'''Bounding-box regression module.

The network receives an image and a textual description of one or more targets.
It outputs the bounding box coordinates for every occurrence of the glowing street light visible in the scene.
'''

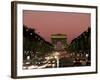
[54,52,60,68]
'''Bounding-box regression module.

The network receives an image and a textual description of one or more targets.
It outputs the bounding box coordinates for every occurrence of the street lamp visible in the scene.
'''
[54,52,60,68]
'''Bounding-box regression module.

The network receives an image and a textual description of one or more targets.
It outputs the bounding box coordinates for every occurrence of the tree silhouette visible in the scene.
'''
[68,27,91,59]
[23,25,54,60]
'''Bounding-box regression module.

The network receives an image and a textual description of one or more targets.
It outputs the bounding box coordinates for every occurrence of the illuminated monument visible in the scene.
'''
[51,34,67,51]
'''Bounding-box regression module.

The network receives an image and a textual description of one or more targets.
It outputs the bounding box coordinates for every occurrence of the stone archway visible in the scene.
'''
[51,34,67,51]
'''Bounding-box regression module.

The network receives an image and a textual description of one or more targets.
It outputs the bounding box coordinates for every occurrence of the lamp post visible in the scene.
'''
[54,52,60,68]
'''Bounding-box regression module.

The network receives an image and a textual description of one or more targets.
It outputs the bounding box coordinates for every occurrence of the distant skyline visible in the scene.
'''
[23,10,90,44]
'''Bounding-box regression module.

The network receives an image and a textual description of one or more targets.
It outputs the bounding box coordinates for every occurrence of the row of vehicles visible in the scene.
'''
[23,52,90,69]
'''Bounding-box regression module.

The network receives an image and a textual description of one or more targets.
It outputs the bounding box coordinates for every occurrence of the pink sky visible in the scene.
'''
[23,10,90,44]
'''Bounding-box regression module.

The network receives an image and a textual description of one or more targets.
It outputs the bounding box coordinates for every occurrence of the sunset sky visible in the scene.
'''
[23,10,90,44]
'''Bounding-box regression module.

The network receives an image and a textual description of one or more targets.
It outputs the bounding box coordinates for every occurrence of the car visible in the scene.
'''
[73,57,82,66]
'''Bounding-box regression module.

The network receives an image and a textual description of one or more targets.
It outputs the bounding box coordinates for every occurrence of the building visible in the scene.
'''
[51,34,67,51]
